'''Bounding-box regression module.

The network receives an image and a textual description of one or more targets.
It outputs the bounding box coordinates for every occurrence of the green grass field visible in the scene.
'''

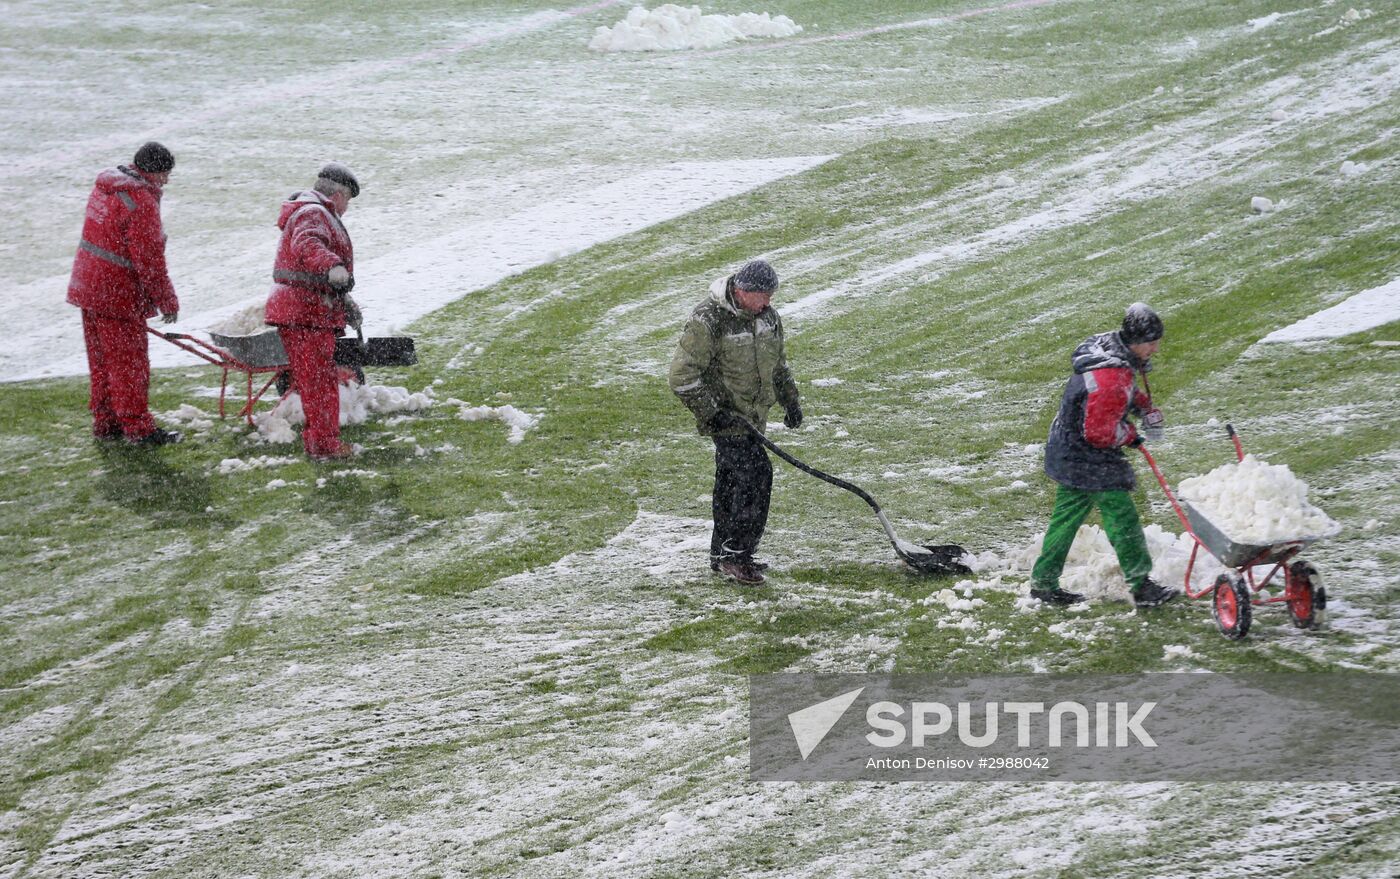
[2,1,1398,876]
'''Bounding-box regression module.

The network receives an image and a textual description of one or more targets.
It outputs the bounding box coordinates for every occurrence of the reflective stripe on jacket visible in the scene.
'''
[66,166,179,321]
[264,190,353,330]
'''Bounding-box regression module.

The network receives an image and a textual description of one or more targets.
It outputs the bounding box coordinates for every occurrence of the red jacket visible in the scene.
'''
[67,167,179,321]
[1044,331,1153,492]
[264,191,353,330]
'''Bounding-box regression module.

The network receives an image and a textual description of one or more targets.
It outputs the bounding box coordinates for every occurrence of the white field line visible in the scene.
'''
[1259,276,1400,342]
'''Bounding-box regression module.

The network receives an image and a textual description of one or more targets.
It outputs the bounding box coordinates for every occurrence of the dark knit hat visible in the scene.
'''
[733,259,779,292]
[317,162,360,198]
[133,141,175,174]
[1121,302,1164,345]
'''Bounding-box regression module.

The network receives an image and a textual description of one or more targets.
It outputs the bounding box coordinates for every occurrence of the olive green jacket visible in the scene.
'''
[669,275,800,436]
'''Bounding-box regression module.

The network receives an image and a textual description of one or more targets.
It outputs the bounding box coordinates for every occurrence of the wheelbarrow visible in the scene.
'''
[1138,424,1335,640]
[149,325,418,426]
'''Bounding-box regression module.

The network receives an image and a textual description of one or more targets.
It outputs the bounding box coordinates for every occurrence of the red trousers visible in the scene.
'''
[81,310,155,438]
[277,326,340,456]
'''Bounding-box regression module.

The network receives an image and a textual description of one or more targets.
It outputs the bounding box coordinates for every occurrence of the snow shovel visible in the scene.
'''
[740,421,971,575]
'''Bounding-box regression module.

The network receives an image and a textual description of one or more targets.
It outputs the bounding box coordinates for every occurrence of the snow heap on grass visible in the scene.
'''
[995,523,1226,603]
[162,403,214,431]
[256,383,434,444]
[217,455,299,475]
[589,5,802,52]
[447,398,541,444]
[1176,453,1341,544]
[208,303,268,336]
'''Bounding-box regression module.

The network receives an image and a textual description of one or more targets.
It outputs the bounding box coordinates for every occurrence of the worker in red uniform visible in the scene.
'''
[67,141,183,445]
[264,163,363,461]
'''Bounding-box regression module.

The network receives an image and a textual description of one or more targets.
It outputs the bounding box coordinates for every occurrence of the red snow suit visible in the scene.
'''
[67,166,179,438]
[264,190,353,330]
[264,191,354,457]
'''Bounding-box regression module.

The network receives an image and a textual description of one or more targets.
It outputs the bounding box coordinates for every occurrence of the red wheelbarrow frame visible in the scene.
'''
[147,327,287,427]
[1137,424,1322,637]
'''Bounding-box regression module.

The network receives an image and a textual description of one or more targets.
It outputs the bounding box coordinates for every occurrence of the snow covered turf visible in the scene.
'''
[3,1,1399,876]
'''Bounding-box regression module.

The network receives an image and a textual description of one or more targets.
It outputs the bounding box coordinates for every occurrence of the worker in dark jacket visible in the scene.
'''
[669,260,802,585]
[66,142,182,445]
[264,163,363,461]
[1031,303,1179,609]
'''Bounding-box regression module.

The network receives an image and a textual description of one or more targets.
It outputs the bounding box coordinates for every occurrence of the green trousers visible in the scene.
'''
[1031,484,1153,592]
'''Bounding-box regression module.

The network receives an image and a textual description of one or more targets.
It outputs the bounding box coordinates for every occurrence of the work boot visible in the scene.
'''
[309,441,355,462]
[715,559,765,585]
[128,427,182,446]
[1133,578,1181,609]
[711,557,769,572]
[1030,585,1085,605]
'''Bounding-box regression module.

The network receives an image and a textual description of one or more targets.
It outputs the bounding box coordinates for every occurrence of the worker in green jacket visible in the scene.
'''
[669,260,802,585]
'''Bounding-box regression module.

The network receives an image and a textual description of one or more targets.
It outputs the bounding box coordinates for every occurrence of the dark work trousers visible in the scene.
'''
[711,433,774,563]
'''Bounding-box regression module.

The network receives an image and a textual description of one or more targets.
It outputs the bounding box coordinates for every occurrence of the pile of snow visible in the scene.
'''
[1340,159,1369,176]
[256,382,434,444]
[589,5,802,52]
[1177,454,1341,544]
[450,399,541,444]
[1250,196,1274,213]
[999,523,1226,602]
[1340,7,1375,26]
[208,303,268,336]
[163,404,214,431]
[922,588,986,613]
[217,455,299,475]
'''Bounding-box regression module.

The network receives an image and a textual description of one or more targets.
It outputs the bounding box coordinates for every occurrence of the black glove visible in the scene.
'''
[784,404,803,429]
[1127,434,1146,448]
[1141,407,1165,442]
[706,411,744,432]
[344,297,363,331]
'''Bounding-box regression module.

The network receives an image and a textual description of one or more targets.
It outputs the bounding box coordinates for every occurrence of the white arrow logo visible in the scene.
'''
[787,687,865,760]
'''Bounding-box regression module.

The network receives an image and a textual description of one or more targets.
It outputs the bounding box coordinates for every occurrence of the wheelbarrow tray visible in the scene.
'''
[209,329,287,367]
[1179,499,1328,567]
[210,330,417,370]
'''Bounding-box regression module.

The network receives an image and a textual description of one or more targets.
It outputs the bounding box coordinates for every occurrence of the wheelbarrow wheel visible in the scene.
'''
[1286,561,1322,629]
[275,371,293,397]
[1212,573,1251,640]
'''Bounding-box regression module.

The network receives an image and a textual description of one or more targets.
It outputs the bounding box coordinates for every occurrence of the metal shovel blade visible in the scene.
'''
[894,540,972,575]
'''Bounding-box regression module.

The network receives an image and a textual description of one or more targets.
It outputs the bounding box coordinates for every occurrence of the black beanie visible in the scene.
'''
[733,259,779,292]
[133,141,175,174]
[317,162,360,198]
[1121,302,1164,345]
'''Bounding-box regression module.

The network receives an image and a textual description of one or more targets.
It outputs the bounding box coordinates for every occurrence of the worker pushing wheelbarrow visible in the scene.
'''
[1138,424,1336,640]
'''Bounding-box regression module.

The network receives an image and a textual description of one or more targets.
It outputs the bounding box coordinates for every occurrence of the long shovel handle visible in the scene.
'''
[740,420,883,515]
